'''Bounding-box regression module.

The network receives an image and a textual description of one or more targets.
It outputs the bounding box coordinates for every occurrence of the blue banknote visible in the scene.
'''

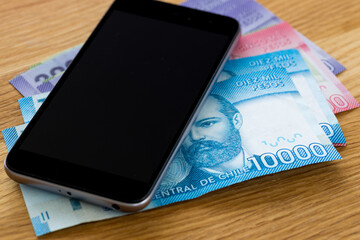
[220,49,346,146]
[3,68,341,236]
[9,45,80,97]
[181,0,346,75]
[2,124,28,151]
[18,92,50,123]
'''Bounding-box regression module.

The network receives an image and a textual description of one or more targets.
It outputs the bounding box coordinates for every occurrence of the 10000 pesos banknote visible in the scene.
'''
[3,68,341,236]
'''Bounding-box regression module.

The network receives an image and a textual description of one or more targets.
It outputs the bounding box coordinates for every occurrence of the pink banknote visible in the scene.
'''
[231,22,360,114]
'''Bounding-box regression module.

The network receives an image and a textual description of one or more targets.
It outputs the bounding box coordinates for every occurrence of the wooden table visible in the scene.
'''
[1,0,359,239]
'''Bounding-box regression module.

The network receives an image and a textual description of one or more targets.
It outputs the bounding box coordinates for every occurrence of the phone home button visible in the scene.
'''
[112,204,120,210]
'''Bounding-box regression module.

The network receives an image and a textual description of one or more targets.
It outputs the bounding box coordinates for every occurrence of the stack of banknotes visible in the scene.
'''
[2,0,359,236]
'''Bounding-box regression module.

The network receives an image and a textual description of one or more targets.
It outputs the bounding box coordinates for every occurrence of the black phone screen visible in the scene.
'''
[19,8,232,185]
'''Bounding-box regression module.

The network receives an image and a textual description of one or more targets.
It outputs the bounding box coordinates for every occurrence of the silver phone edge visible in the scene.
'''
[4,29,241,213]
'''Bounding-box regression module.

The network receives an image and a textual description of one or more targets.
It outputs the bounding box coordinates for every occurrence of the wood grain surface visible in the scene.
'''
[0,0,360,239]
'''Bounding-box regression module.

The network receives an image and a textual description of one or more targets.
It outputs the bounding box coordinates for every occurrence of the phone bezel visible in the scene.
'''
[5,0,240,209]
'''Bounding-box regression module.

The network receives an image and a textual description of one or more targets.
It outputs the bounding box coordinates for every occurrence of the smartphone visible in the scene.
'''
[5,0,240,212]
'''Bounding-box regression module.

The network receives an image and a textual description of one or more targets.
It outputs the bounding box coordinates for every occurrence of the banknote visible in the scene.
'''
[220,49,346,146]
[2,124,28,151]
[3,68,341,236]
[230,22,360,114]
[14,70,63,97]
[18,92,50,123]
[36,73,63,94]
[181,0,346,75]
[9,45,81,97]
